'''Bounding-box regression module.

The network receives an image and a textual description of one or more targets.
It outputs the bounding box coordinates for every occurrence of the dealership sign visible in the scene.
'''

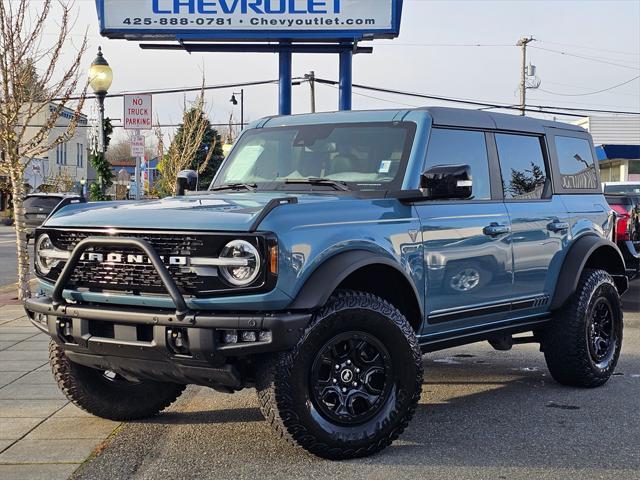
[96,0,402,41]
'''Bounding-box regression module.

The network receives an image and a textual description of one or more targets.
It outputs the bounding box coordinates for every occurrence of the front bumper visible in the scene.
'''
[25,295,311,388]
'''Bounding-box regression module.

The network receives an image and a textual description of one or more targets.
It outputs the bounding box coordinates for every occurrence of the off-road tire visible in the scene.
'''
[542,269,623,388]
[49,341,186,421]
[256,290,423,460]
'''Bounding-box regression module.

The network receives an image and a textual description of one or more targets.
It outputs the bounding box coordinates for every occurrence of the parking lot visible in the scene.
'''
[66,281,640,480]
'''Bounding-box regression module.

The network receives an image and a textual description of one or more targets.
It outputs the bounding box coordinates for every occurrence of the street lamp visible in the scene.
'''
[88,47,113,195]
[79,178,86,200]
[230,89,244,130]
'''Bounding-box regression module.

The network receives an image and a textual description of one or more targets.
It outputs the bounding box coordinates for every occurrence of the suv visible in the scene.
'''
[23,193,85,240]
[25,108,628,460]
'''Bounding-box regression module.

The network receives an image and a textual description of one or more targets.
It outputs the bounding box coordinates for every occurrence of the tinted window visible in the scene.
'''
[555,136,598,190]
[23,196,62,211]
[496,134,549,200]
[424,129,491,200]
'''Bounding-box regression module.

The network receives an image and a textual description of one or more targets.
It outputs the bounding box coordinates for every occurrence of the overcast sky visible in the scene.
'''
[45,0,640,142]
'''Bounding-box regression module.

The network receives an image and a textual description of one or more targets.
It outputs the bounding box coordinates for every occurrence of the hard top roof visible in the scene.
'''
[258,106,585,134]
[420,106,585,133]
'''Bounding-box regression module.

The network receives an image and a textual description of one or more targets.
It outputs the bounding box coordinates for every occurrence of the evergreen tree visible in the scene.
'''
[173,108,224,189]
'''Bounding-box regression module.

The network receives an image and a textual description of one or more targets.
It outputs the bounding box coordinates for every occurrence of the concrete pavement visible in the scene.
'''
[0,305,120,479]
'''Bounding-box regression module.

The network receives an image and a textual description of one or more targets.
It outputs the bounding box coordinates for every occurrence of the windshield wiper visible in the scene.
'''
[284,178,350,191]
[210,183,257,192]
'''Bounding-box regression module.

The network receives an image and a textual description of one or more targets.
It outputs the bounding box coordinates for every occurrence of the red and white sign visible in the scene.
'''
[124,94,152,130]
[130,136,145,157]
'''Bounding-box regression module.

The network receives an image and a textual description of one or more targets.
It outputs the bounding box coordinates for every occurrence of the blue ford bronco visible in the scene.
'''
[25,107,629,459]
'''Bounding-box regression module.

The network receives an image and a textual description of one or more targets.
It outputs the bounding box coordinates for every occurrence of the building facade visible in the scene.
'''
[574,116,640,182]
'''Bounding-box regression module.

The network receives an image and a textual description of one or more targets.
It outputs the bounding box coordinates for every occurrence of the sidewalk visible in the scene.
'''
[0,303,121,479]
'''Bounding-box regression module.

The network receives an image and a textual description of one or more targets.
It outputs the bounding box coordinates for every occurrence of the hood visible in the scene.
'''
[44,192,340,232]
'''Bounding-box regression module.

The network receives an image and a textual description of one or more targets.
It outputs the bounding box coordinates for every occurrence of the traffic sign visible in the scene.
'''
[124,94,153,130]
[130,136,145,157]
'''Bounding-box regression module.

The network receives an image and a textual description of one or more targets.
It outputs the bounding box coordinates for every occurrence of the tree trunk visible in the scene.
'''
[10,167,31,301]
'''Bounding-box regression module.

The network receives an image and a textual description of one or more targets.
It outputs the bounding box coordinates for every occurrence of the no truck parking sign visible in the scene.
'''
[123,94,153,131]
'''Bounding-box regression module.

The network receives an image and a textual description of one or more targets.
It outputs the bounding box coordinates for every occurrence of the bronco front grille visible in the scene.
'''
[39,229,275,297]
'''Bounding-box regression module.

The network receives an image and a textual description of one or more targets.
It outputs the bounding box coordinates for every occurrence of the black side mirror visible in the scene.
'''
[176,170,198,196]
[421,164,473,200]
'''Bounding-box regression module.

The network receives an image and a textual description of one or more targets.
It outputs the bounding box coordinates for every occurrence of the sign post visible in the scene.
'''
[123,93,152,200]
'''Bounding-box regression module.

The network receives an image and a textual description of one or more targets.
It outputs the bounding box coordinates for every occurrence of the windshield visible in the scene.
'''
[604,184,640,194]
[212,122,416,192]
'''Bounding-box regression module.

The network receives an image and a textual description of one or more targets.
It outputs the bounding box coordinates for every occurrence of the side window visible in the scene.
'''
[425,128,491,200]
[555,136,598,190]
[496,134,549,200]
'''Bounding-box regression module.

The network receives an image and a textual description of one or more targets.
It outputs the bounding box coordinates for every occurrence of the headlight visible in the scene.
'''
[35,234,59,275]
[218,240,261,286]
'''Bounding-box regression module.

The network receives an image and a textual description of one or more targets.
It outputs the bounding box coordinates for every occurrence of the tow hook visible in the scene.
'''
[167,328,191,356]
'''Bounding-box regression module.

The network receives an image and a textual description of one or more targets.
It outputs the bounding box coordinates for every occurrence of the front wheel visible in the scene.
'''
[542,269,623,388]
[50,341,186,421]
[256,290,423,460]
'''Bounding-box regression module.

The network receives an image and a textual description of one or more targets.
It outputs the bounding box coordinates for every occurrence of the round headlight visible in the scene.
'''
[35,234,58,275]
[219,240,261,287]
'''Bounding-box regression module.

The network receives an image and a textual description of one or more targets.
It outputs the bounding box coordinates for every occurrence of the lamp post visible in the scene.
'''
[230,89,244,131]
[88,47,113,196]
[79,178,86,200]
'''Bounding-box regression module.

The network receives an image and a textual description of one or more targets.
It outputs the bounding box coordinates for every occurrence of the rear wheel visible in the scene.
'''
[256,290,423,460]
[49,341,186,420]
[542,269,623,388]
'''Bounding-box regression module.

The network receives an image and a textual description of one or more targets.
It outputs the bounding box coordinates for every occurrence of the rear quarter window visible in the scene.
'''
[555,136,598,190]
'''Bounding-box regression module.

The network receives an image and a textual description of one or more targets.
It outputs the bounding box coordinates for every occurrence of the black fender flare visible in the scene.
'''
[289,250,423,317]
[550,234,628,310]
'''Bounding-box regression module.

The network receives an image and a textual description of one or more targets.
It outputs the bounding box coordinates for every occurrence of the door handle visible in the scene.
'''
[547,221,569,233]
[483,224,511,237]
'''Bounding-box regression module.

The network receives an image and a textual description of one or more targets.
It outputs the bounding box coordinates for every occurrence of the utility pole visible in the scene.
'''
[517,36,535,116]
[305,71,317,113]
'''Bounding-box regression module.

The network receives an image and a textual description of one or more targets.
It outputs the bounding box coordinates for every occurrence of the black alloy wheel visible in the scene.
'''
[587,297,617,367]
[310,332,393,426]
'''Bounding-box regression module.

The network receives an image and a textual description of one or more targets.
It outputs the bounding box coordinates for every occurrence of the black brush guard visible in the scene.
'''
[24,237,311,388]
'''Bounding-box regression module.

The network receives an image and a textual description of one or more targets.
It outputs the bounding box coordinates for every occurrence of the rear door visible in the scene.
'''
[494,132,570,308]
[416,128,514,333]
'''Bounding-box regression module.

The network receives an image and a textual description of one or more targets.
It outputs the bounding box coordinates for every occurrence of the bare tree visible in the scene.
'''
[155,89,216,196]
[0,0,88,300]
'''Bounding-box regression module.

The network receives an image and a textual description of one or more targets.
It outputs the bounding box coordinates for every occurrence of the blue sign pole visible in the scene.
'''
[339,46,353,111]
[279,42,292,116]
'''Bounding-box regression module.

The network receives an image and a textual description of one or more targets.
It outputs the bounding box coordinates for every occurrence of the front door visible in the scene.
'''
[416,128,514,334]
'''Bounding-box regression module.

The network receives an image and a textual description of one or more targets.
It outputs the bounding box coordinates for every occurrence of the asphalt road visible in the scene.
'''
[74,281,640,480]
[0,226,18,287]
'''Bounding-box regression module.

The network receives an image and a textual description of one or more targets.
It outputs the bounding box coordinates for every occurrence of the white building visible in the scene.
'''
[574,116,640,182]
[23,103,93,192]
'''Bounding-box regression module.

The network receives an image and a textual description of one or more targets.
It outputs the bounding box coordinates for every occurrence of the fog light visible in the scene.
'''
[223,330,238,344]
[241,331,257,342]
[258,330,272,343]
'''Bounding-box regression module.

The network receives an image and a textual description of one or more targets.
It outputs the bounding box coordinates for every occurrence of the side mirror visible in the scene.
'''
[421,164,473,200]
[176,170,198,196]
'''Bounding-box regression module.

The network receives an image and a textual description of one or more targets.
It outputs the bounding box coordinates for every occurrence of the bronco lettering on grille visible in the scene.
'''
[80,252,188,266]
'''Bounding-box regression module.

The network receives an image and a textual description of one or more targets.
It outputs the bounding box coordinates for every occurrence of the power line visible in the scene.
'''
[538,75,640,97]
[530,46,640,71]
[313,77,640,117]
[538,40,640,57]
[56,78,304,102]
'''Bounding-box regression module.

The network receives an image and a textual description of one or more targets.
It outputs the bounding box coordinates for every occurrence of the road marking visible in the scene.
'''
[0,240,16,244]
